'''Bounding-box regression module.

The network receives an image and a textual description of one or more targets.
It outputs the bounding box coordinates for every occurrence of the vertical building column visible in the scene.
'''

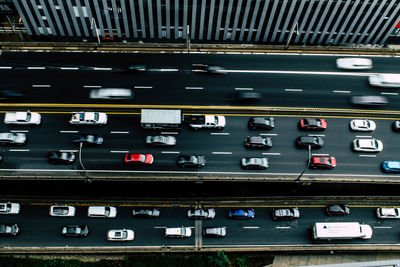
[262,0,279,42]
[246,0,261,42]
[83,0,97,37]
[255,0,270,42]
[129,0,138,38]
[222,0,233,40]
[271,0,288,42]
[93,0,105,36]
[48,0,65,36]
[341,0,369,44]
[174,0,179,39]
[373,2,400,45]
[230,0,242,41]
[295,0,315,43]
[365,0,395,44]
[333,0,361,45]
[198,0,206,40]
[191,0,197,39]
[317,0,343,44]
[301,0,324,44]
[310,0,333,44]
[166,0,171,39]
[147,0,155,38]
[156,0,162,38]
[206,0,215,40]
[120,0,130,38]
[75,0,89,37]
[138,0,147,38]
[278,0,296,43]
[214,0,225,40]
[111,0,122,37]
[66,0,82,36]
[29,0,49,35]
[38,0,57,35]
[183,0,188,39]
[325,0,350,44]
[350,0,381,45]
[101,0,113,37]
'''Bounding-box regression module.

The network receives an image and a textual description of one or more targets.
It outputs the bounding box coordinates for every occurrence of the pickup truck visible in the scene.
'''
[4,111,41,125]
[69,112,107,125]
[188,115,226,130]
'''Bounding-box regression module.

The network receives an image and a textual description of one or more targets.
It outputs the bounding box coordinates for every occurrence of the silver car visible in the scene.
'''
[350,95,388,107]
[336,58,372,70]
[203,227,226,237]
[89,88,133,99]
[0,133,26,145]
[369,74,400,88]
[145,135,176,147]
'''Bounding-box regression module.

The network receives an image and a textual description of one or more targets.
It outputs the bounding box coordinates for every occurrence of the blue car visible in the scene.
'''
[227,209,255,219]
[382,161,400,173]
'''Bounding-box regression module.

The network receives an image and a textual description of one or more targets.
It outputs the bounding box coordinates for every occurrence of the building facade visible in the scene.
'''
[4,0,400,45]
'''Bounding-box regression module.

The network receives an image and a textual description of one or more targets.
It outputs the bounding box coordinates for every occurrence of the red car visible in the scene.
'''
[309,156,336,169]
[124,153,154,165]
[299,118,327,131]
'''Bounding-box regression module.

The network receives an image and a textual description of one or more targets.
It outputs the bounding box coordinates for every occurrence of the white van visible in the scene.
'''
[89,88,133,99]
[164,227,192,238]
[88,206,117,218]
[368,74,400,88]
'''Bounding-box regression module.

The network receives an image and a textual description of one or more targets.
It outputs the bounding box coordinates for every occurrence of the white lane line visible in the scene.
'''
[10,130,29,133]
[61,67,79,70]
[235,87,253,91]
[110,131,130,134]
[333,90,351,93]
[154,226,166,229]
[60,130,78,133]
[312,153,330,156]
[374,226,392,229]
[28,67,45,70]
[260,133,278,136]
[275,226,291,229]
[32,84,51,87]
[309,134,325,137]
[381,92,398,95]
[156,68,179,72]
[110,150,129,153]
[83,85,102,88]
[243,226,260,229]
[212,152,232,155]
[161,151,180,154]
[93,67,112,71]
[262,152,281,156]
[285,88,303,92]
[59,150,78,153]
[0,67,12,69]
[359,154,377,157]
[211,132,230,135]
[9,149,29,152]
[226,70,377,77]
[185,86,204,90]
[134,86,153,89]
[356,135,372,138]
[161,132,179,135]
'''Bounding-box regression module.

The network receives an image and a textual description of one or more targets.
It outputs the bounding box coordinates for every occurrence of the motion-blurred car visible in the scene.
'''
[392,121,400,132]
[369,74,400,88]
[145,135,176,147]
[4,111,41,125]
[241,157,269,170]
[72,134,103,145]
[248,117,274,130]
[336,58,373,70]
[50,205,76,217]
[272,208,300,220]
[299,118,327,131]
[47,151,76,164]
[232,92,262,103]
[124,153,154,165]
[0,133,26,145]
[326,204,350,216]
[309,156,336,169]
[381,161,400,173]
[89,88,133,99]
[296,136,324,148]
[376,207,400,219]
[244,136,272,149]
[349,119,376,132]
[0,202,20,214]
[61,225,89,237]
[0,224,19,236]
[192,64,227,74]
[176,155,206,168]
[107,229,134,241]
[0,90,26,101]
[187,208,215,220]
[350,95,388,107]
[227,209,255,219]
[203,227,226,237]
[352,138,383,152]
[132,208,160,218]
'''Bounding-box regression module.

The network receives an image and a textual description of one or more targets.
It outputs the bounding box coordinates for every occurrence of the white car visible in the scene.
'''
[0,202,20,214]
[107,229,134,241]
[369,74,400,88]
[49,205,76,217]
[89,88,133,99]
[376,207,400,219]
[4,111,41,125]
[336,58,372,70]
[69,112,107,125]
[164,227,192,238]
[352,138,383,152]
[349,119,376,132]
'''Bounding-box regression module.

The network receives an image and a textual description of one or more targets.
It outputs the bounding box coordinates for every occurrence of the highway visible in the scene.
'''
[1,203,400,251]
[0,52,399,109]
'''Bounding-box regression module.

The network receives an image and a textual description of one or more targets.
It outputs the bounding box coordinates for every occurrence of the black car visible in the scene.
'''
[232,92,262,103]
[132,208,160,218]
[72,134,103,145]
[176,155,206,168]
[296,136,324,148]
[0,224,19,236]
[114,64,147,72]
[192,64,227,74]
[393,121,400,132]
[272,208,300,220]
[248,117,274,130]
[241,157,269,170]
[326,204,350,216]
[47,151,76,164]
[0,90,26,101]
[244,136,272,149]
[61,225,89,237]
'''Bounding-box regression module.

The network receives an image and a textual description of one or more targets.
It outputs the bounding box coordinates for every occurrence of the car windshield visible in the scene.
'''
[86,135,94,142]
[60,153,69,160]
[94,113,99,121]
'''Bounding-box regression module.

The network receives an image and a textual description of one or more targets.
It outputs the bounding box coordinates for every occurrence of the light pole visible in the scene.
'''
[186,25,190,53]
[91,18,101,45]
[285,21,299,49]
[79,142,91,183]
[296,145,311,182]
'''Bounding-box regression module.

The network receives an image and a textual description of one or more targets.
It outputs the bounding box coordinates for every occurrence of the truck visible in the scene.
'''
[188,115,226,130]
[140,109,182,130]
[312,222,373,240]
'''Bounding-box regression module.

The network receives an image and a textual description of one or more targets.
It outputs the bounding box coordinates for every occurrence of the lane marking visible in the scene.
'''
[333,90,351,93]
[9,149,29,152]
[308,134,325,137]
[134,86,153,89]
[211,132,230,135]
[356,135,372,138]
[10,130,29,133]
[285,88,303,92]
[262,152,281,155]
[58,150,78,152]
[235,87,253,91]
[225,69,379,77]
[374,226,392,229]
[28,67,45,70]
[381,92,398,95]
[359,154,377,157]
[212,152,232,155]
[110,150,129,153]
[185,86,204,90]
[243,226,260,229]
[154,226,166,229]
[61,67,79,70]
[110,131,130,134]
[156,68,179,72]
[0,67,12,69]
[60,130,78,133]
[32,84,51,87]
[83,85,102,88]
[312,153,330,156]
[93,67,112,71]
[161,151,180,154]
[260,133,278,136]
[275,226,291,229]
[161,132,179,135]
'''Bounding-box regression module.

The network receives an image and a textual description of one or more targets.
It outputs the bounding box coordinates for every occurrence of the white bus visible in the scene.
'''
[312,222,372,240]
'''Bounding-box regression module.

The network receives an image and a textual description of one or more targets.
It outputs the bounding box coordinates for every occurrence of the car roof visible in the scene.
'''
[357,139,376,148]
[387,161,400,169]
